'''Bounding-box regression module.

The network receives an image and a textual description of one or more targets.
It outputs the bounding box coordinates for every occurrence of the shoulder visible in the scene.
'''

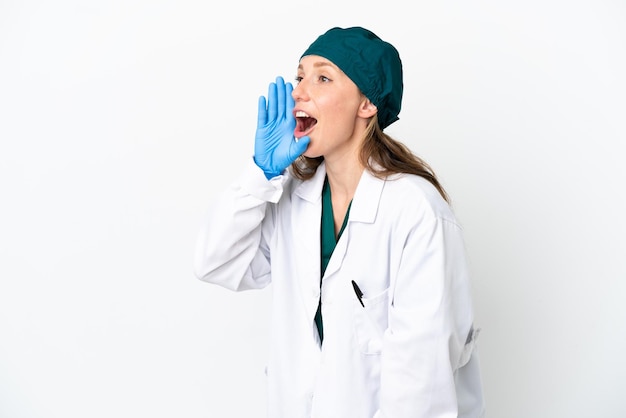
[381,173,458,226]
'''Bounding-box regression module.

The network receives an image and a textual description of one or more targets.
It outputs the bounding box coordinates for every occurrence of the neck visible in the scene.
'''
[325,158,364,203]
[323,119,369,201]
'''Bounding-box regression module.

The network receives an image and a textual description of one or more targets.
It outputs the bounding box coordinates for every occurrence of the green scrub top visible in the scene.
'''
[315,176,351,344]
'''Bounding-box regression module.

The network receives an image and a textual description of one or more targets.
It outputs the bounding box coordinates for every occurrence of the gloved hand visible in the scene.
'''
[254,76,310,179]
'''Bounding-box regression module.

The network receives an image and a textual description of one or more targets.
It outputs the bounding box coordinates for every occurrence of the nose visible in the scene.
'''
[292,81,307,102]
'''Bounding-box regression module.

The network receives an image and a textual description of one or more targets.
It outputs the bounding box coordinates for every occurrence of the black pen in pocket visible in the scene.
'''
[351,280,365,307]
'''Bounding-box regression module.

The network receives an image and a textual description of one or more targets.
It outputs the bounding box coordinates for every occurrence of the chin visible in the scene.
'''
[302,149,322,159]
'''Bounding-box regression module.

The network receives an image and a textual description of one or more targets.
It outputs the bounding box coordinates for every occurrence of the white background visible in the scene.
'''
[1,0,625,417]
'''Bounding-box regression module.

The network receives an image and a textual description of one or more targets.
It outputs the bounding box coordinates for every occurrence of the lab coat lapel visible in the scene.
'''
[321,169,385,279]
[291,165,327,323]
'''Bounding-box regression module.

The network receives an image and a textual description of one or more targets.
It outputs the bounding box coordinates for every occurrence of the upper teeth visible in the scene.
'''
[296,111,309,117]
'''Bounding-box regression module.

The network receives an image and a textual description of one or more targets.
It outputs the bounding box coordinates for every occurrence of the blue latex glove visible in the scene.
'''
[254,76,310,179]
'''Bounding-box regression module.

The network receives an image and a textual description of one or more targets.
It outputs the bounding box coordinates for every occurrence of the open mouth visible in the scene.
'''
[294,110,317,138]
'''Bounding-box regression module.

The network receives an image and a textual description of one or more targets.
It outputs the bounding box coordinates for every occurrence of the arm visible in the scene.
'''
[193,160,284,291]
[377,216,479,417]
[194,76,309,291]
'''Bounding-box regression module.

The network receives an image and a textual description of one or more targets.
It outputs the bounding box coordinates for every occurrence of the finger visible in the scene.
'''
[275,76,285,119]
[267,81,278,122]
[290,135,310,159]
[257,96,267,128]
[285,82,295,116]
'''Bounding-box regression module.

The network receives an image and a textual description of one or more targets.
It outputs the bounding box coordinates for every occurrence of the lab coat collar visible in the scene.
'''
[349,168,385,224]
[317,166,386,283]
[293,161,386,225]
[293,162,328,203]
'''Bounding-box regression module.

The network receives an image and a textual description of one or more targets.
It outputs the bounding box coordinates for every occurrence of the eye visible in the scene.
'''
[294,76,303,84]
[319,75,330,83]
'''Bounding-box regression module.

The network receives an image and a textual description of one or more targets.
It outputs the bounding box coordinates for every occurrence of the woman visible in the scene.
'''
[194,26,485,418]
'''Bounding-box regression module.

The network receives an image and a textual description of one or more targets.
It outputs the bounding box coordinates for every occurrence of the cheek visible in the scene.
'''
[329,95,353,113]
[321,97,359,127]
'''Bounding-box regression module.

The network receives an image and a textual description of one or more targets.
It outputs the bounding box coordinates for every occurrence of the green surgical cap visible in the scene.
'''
[301,26,403,130]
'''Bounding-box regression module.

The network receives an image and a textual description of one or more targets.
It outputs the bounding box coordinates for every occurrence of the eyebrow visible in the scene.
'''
[297,61,336,71]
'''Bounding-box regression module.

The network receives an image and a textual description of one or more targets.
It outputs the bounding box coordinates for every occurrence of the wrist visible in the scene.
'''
[253,156,282,180]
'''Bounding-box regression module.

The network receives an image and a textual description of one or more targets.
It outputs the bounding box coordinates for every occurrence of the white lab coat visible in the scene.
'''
[194,159,485,418]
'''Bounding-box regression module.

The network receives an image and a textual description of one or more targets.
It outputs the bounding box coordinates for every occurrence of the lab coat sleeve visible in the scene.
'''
[377,216,479,418]
[193,159,285,291]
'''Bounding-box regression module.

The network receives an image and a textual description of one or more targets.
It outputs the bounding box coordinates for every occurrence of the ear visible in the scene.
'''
[357,97,378,119]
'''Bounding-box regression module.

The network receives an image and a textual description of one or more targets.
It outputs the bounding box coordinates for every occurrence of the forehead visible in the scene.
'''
[297,55,340,71]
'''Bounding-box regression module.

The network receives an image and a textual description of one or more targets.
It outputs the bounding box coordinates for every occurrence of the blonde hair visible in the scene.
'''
[290,115,450,203]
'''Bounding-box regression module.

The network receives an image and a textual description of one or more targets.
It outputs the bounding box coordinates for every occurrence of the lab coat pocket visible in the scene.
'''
[353,287,389,355]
